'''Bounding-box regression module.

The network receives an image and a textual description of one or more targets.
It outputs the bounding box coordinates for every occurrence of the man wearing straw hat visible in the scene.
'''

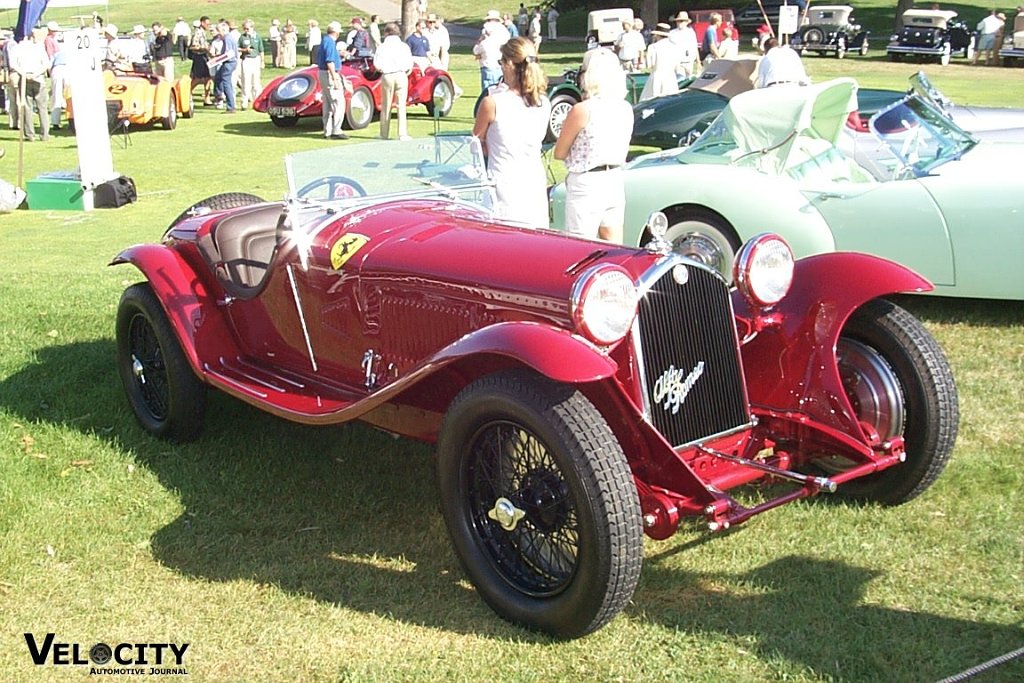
[668,11,698,77]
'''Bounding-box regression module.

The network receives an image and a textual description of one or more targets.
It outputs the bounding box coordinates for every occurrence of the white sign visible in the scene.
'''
[778,5,801,36]
[66,28,116,201]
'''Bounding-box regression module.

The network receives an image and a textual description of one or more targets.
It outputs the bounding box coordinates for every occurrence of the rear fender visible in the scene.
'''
[173,75,193,114]
[111,244,238,377]
[735,252,932,439]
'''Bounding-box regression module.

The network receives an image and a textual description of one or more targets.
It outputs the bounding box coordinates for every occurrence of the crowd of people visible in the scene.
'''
[3,5,1020,235]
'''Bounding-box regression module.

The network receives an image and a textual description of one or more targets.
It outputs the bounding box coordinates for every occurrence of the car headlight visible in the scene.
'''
[571,265,638,346]
[734,234,794,307]
[275,76,312,101]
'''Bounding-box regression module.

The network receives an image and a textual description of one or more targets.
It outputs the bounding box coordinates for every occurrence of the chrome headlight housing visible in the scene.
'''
[734,234,794,307]
[571,265,639,346]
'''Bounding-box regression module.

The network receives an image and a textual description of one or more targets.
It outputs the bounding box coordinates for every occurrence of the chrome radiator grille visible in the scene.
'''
[635,262,751,448]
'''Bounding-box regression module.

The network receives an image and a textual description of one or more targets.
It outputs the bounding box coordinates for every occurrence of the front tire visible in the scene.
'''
[270,114,299,128]
[826,298,959,504]
[116,283,207,442]
[436,370,643,638]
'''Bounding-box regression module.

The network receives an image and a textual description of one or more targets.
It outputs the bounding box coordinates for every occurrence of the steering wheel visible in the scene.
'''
[297,176,367,201]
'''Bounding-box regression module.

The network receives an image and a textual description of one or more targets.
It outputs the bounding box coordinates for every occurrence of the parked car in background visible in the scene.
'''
[735,0,786,37]
[68,67,193,131]
[547,64,692,141]
[998,11,1024,66]
[791,5,869,58]
[585,8,633,49]
[252,58,455,129]
[552,78,1024,300]
[887,9,975,65]
[630,58,757,149]
[112,135,958,639]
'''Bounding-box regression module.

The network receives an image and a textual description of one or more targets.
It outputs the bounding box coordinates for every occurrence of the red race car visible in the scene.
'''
[112,137,958,639]
[252,58,456,129]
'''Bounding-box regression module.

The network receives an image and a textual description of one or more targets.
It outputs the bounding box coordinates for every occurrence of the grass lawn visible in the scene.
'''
[1,2,1023,681]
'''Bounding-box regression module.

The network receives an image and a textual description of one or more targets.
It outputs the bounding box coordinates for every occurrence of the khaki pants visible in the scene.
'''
[20,77,50,140]
[379,71,408,139]
[318,69,345,137]
[240,57,262,108]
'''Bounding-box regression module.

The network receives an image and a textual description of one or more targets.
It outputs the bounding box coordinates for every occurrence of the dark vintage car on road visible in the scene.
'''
[112,136,958,638]
[790,5,869,58]
[253,58,456,129]
[887,9,975,65]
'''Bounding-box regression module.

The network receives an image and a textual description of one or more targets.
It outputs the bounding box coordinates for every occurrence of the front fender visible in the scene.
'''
[736,251,932,438]
[431,321,619,383]
[111,244,238,378]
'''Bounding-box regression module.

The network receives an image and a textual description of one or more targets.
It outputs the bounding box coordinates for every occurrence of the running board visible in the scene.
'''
[202,355,365,416]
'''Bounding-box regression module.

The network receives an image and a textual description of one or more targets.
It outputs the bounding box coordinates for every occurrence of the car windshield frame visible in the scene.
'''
[868,95,977,176]
[285,134,495,208]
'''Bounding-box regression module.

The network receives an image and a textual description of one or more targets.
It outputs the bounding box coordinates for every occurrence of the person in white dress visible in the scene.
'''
[639,23,681,101]
[554,48,634,242]
[472,36,551,228]
[669,11,698,77]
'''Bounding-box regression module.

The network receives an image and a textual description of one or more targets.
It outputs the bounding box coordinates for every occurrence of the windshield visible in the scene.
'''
[285,135,494,208]
[908,72,951,109]
[869,96,977,176]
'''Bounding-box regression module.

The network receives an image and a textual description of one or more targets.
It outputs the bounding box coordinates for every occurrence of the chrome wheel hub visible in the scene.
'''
[488,497,526,532]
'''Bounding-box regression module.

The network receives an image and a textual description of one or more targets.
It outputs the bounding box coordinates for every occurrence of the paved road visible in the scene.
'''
[344,0,481,44]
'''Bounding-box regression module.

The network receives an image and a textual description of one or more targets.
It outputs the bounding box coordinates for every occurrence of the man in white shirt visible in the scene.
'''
[426,14,450,69]
[974,10,1006,64]
[547,7,560,40]
[373,22,413,140]
[173,17,191,60]
[123,25,148,66]
[669,11,698,77]
[754,38,809,88]
[473,11,510,94]
[11,33,50,141]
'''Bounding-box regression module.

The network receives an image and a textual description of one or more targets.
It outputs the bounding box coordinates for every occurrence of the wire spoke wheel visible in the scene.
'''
[468,421,579,596]
[127,313,170,421]
[437,370,642,637]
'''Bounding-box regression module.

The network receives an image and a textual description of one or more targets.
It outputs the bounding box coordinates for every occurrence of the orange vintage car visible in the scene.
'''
[68,67,193,131]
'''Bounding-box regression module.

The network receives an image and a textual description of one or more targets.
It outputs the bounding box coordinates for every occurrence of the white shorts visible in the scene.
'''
[563,169,625,240]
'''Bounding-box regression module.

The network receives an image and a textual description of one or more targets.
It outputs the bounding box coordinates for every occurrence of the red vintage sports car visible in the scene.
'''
[252,58,456,130]
[112,137,958,638]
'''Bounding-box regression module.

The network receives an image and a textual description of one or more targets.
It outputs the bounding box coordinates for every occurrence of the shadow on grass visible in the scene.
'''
[3,340,1023,666]
[636,553,1024,681]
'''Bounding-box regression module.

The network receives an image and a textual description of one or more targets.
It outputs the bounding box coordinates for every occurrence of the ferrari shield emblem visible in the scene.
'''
[330,233,369,269]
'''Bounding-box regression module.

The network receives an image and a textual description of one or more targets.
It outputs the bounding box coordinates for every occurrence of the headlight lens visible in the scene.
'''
[276,76,312,101]
[734,234,794,307]
[571,265,638,345]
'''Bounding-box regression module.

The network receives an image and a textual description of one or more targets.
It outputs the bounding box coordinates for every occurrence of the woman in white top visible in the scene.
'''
[553,48,634,242]
[472,37,551,228]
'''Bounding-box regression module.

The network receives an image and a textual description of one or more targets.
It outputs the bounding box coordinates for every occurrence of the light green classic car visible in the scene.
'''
[550,78,1024,300]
